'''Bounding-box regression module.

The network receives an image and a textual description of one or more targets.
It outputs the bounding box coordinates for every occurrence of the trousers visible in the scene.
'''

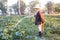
[38,23,44,33]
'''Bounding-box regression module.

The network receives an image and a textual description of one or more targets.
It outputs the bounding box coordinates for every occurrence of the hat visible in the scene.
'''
[34,4,40,8]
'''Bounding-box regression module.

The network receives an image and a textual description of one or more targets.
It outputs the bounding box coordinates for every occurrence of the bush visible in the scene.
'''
[0,15,60,40]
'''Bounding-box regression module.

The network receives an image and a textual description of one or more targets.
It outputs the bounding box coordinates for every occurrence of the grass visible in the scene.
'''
[0,15,60,40]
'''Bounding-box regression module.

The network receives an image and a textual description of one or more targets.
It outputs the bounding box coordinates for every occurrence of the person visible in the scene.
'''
[34,4,44,37]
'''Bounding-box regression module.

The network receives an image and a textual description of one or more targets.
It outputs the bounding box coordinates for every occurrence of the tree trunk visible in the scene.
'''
[18,0,21,16]
[7,0,11,16]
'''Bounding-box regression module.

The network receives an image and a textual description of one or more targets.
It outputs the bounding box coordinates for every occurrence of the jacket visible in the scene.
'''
[35,11,44,25]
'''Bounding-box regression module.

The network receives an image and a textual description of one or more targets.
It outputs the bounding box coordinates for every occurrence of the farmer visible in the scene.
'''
[34,4,44,37]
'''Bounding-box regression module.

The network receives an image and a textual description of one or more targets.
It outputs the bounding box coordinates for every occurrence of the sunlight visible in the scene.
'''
[7,0,18,6]
[7,0,60,7]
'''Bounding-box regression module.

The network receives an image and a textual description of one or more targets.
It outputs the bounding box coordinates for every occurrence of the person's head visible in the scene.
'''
[34,4,42,12]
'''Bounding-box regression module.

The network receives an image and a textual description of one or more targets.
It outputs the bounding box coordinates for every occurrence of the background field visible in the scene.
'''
[0,15,60,40]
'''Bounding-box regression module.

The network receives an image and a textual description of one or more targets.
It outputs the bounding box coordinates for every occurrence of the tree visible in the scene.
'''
[2,0,7,2]
[20,0,26,15]
[0,1,6,15]
[11,0,26,15]
[12,3,18,14]
[18,0,21,15]
[46,1,55,14]
[55,7,60,13]
[17,0,26,15]
[29,0,39,13]
[55,3,60,13]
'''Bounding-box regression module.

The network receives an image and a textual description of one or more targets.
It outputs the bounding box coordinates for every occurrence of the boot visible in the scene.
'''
[38,31,43,37]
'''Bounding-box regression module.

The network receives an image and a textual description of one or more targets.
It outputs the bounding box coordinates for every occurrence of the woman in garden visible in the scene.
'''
[34,4,44,37]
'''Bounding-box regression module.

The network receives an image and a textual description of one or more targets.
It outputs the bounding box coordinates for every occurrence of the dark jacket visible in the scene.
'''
[35,11,44,25]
